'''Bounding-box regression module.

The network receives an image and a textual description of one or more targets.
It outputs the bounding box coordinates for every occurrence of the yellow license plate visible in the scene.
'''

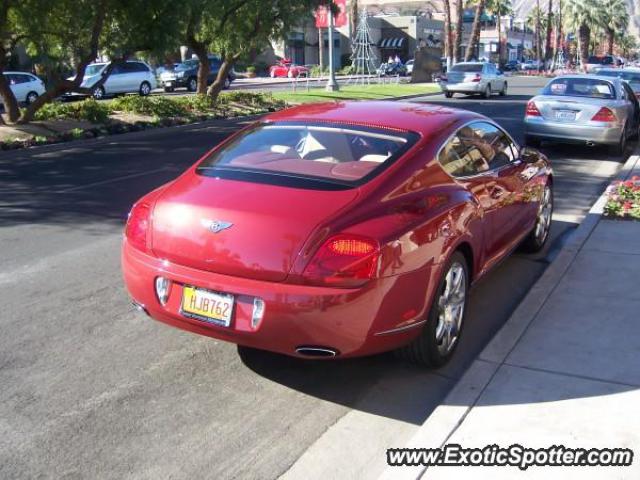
[181,286,234,326]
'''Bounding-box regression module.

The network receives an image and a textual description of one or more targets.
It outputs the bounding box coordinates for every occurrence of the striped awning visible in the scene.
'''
[379,37,405,49]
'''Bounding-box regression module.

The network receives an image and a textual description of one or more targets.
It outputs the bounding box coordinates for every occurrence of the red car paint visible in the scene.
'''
[269,61,310,78]
[122,101,552,359]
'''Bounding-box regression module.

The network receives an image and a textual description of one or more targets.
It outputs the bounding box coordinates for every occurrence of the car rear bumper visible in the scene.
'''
[439,81,483,93]
[122,241,439,359]
[524,117,623,145]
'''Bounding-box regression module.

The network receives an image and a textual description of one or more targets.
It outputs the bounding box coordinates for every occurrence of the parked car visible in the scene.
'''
[122,101,553,367]
[502,60,521,72]
[159,56,234,92]
[67,61,157,99]
[524,75,640,154]
[405,59,415,75]
[1,72,45,105]
[438,62,507,98]
[377,62,408,76]
[268,61,309,78]
[595,68,640,97]
[521,59,543,71]
[584,55,616,73]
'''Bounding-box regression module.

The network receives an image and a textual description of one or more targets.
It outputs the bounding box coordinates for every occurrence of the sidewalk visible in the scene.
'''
[383,155,640,480]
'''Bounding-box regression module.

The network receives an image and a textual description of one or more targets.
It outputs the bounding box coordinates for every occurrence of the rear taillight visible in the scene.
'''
[591,107,616,122]
[303,234,380,288]
[472,73,482,82]
[125,202,151,252]
[526,101,541,117]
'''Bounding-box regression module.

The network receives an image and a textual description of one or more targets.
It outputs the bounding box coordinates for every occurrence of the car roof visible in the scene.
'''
[264,101,485,136]
[3,71,37,75]
[549,74,620,83]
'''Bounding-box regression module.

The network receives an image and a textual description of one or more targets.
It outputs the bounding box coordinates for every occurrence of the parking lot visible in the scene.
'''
[0,76,625,479]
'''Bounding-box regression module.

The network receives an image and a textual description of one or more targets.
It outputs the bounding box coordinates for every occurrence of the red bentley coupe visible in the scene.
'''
[122,101,553,367]
[269,60,309,78]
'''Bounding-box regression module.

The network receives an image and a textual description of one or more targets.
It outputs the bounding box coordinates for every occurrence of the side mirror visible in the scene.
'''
[520,146,541,164]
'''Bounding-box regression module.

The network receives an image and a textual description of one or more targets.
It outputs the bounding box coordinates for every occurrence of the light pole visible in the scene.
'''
[326,7,339,91]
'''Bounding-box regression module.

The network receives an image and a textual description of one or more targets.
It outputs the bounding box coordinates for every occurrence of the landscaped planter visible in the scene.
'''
[603,177,640,220]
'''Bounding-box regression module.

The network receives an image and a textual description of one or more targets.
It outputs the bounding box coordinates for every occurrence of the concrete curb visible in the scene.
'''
[379,150,640,480]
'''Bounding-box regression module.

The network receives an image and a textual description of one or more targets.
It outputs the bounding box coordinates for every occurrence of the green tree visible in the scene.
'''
[184,0,324,101]
[526,2,545,64]
[563,0,601,69]
[545,0,553,63]
[0,0,182,124]
[601,0,629,55]
[465,0,487,61]
[485,0,513,66]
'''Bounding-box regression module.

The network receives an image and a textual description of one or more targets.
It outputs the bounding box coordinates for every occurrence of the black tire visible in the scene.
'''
[163,86,175,93]
[25,91,39,105]
[609,127,627,156]
[521,182,554,253]
[187,77,197,92]
[524,135,541,148]
[445,91,454,98]
[396,252,469,367]
[499,82,507,96]
[483,84,491,98]
[92,86,105,100]
[139,81,151,96]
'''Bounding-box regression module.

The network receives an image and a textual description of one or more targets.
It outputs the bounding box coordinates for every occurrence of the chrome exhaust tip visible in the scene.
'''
[131,300,149,316]
[295,346,338,357]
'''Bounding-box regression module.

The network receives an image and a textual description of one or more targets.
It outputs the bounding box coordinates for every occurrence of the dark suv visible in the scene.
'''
[158,55,234,92]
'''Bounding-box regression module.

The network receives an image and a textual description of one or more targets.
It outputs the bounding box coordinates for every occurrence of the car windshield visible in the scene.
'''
[85,64,106,76]
[598,70,640,91]
[175,60,198,71]
[543,78,615,99]
[450,64,482,73]
[197,122,418,187]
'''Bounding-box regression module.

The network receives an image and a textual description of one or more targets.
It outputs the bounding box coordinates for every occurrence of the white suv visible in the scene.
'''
[2,72,45,105]
[73,61,157,99]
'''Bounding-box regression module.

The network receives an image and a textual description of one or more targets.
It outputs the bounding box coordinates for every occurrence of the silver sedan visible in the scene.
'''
[524,75,640,155]
[438,62,508,99]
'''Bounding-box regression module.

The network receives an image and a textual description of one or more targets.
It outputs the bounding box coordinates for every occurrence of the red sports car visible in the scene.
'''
[269,61,309,78]
[122,101,553,366]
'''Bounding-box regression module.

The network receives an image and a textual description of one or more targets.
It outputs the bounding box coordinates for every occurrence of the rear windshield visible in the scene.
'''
[450,64,482,73]
[597,70,640,91]
[197,122,418,188]
[543,78,615,99]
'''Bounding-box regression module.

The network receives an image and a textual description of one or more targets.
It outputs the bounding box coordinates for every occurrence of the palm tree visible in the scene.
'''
[443,0,455,68]
[485,0,513,67]
[563,0,602,70]
[601,0,629,55]
[526,4,545,64]
[455,0,464,61]
[350,0,358,43]
[545,0,553,65]
[465,0,487,60]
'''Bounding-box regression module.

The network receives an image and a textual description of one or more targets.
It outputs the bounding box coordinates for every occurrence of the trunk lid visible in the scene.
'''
[150,175,359,282]
[534,95,617,124]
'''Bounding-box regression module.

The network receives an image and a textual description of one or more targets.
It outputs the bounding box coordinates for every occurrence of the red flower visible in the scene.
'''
[623,201,633,210]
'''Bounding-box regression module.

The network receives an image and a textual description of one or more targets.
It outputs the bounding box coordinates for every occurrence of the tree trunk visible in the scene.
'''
[606,28,615,55]
[206,54,240,101]
[0,69,20,123]
[535,0,541,67]
[465,0,486,61]
[545,0,553,65]
[350,0,358,41]
[455,0,463,62]
[443,0,454,67]
[497,14,502,67]
[578,23,590,71]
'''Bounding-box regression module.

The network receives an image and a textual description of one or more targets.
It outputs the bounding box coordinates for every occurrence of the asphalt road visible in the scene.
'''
[0,76,624,479]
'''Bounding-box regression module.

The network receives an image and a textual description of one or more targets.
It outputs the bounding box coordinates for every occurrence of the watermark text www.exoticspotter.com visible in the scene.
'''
[387,444,634,470]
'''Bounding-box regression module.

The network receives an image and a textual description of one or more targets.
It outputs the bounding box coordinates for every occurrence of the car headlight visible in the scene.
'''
[176,71,185,78]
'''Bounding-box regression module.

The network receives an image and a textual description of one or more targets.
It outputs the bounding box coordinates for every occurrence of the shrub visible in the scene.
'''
[33,99,110,123]
[246,65,256,74]
[110,95,189,117]
[604,177,640,220]
[174,94,214,113]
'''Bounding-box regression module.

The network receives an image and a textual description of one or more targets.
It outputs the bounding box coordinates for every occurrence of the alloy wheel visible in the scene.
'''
[26,92,38,104]
[435,261,466,355]
[93,87,104,100]
[535,185,553,244]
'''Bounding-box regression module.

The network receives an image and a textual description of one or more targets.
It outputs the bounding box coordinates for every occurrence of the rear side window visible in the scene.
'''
[543,78,615,99]
[450,64,482,73]
[438,132,490,177]
[197,122,418,187]
[130,62,149,72]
